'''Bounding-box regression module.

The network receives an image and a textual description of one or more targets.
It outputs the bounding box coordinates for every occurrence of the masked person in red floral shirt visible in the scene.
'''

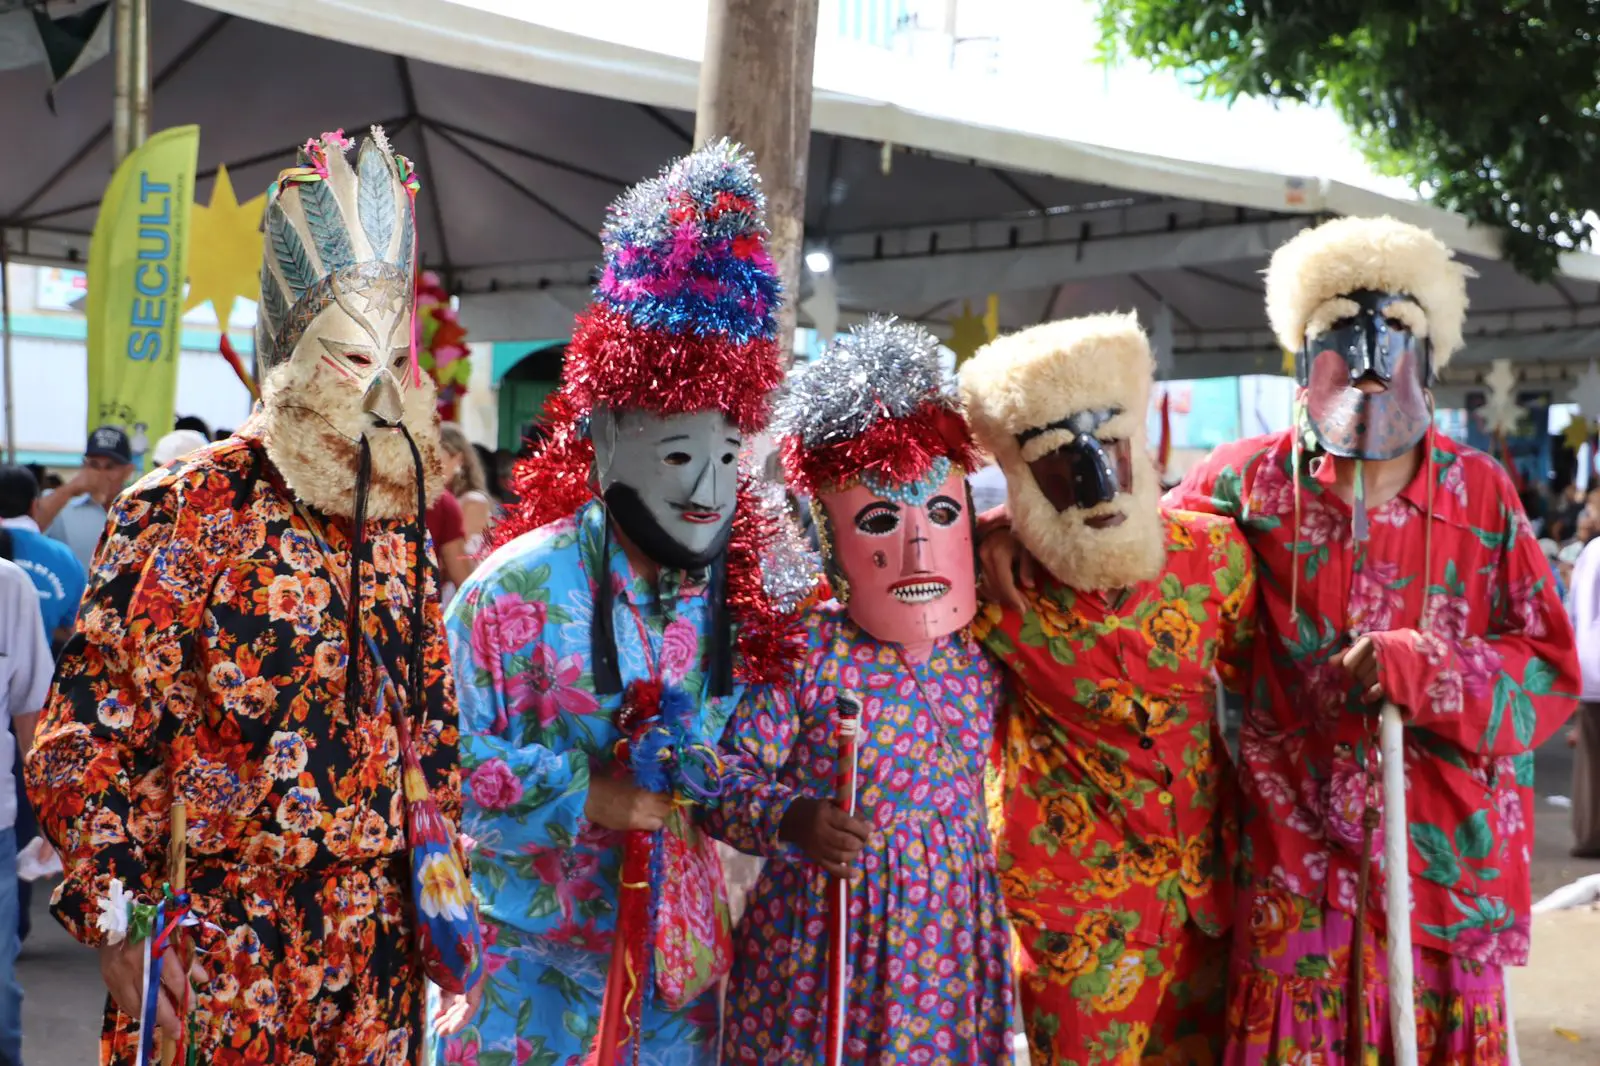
[982,218,1581,1066]
[960,313,1256,1066]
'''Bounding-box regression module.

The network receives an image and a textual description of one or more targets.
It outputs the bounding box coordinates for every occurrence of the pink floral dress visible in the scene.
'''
[707,607,1013,1064]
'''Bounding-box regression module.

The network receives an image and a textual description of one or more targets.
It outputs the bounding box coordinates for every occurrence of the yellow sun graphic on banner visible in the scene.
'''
[947,294,1000,368]
[184,165,266,336]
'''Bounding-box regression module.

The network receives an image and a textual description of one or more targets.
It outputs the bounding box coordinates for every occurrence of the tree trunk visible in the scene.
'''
[694,0,820,366]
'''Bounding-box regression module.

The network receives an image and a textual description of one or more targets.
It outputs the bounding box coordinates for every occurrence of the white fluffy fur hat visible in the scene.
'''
[1265,216,1474,367]
[960,311,1152,449]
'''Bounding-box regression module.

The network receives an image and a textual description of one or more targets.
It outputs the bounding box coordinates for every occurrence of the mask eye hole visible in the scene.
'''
[343,350,373,369]
[927,495,962,527]
[664,452,692,467]
[1382,314,1409,331]
[855,503,900,536]
[720,452,736,466]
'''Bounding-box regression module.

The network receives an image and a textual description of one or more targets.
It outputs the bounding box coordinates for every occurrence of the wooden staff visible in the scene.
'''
[826,693,862,1066]
[159,800,188,1066]
[1379,704,1417,1066]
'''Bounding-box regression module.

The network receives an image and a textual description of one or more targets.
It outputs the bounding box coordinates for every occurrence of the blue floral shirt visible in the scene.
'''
[444,500,742,959]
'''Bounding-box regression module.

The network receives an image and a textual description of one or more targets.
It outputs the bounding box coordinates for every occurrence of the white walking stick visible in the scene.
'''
[1380,703,1418,1066]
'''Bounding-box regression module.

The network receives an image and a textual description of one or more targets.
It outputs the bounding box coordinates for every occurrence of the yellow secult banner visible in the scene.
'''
[85,124,200,471]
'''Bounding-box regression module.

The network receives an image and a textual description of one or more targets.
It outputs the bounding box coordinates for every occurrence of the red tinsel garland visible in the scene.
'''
[562,305,783,434]
[782,404,983,497]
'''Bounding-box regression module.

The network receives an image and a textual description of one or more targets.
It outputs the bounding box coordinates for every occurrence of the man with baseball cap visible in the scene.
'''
[33,426,135,572]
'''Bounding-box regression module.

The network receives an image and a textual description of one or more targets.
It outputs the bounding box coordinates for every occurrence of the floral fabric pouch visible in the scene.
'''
[652,805,733,1009]
[371,636,486,996]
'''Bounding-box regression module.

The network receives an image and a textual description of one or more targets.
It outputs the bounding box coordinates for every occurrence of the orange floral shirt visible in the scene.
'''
[974,510,1255,946]
[26,431,462,945]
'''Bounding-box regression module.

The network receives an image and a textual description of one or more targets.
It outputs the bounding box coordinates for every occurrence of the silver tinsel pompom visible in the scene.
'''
[751,479,821,614]
[773,316,955,450]
[601,137,768,256]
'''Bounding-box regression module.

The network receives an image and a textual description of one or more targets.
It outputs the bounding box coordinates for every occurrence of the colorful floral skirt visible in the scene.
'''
[1226,890,1510,1066]
[99,859,420,1066]
[1012,912,1224,1066]
[722,816,1013,1065]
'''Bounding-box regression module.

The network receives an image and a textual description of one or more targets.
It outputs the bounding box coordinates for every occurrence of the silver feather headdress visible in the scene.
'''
[255,127,418,376]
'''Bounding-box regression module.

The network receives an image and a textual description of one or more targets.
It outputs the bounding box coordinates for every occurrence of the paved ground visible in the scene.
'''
[17,737,1600,1066]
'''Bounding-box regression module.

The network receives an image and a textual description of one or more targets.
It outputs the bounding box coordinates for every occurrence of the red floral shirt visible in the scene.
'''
[1168,429,1579,965]
[974,510,1255,946]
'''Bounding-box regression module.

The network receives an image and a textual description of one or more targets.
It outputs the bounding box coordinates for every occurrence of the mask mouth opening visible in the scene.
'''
[674,505,727,524]
[1352,373,1390,395]
[888,576,951,604]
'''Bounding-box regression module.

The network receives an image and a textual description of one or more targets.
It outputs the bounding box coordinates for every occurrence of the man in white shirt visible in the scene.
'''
[1568,537,1600,858]
[0,557,47,1066]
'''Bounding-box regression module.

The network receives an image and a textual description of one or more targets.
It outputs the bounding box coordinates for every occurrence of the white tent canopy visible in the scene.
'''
[5,0,1600,383]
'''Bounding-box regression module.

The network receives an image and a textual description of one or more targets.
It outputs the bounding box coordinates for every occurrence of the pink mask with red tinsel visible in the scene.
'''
[778,318,982,653]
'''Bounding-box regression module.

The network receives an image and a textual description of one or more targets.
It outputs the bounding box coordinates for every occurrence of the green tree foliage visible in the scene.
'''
[1095,1,1600,279]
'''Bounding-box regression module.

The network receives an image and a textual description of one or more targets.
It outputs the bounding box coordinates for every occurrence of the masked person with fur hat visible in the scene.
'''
[438,142,800,1066]
[959,313,1255,1065]
[983,218,1582,1064]
[707,318,1013,1064]
[27,129,481,1065]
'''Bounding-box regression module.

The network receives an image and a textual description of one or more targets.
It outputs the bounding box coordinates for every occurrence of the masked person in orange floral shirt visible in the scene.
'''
[960,313,1255,1066]
[26,130,480,1066]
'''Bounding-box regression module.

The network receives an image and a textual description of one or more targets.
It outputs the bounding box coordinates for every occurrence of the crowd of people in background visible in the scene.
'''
[1525,480,1600,594]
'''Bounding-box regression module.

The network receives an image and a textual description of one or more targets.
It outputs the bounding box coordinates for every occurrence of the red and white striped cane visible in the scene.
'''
[826,692,863,1066]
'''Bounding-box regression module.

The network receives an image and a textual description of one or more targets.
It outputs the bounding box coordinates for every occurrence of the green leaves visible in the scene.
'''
[981,625,1018,660]
[1523,657,1557,695]
[1513,751,1536,788]
[1491,662,1543,749]
[1411,822,1461,887]
[1487,675,1512,750]
[1454,811,1493,860]
[1512,688,1538,748]
[1094,0,1600,278]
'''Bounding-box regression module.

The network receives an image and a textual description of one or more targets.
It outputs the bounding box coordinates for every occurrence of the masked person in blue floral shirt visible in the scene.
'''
[436,142,802,1066]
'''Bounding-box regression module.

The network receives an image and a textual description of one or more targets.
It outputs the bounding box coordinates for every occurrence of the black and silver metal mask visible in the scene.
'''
[1296,289,1433,461]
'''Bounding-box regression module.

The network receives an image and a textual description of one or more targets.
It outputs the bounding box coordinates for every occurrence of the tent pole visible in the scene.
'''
[2,240,14,465]
[694,0,820,368]
[132,0,150,149]
[112,0,134,163]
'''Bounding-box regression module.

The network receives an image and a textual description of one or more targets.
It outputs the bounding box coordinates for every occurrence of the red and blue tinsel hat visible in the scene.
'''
[490,140,800,687]
[557,137,783,431]
[776,317,980,498]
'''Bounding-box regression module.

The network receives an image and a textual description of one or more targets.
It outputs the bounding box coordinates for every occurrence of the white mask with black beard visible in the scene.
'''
[590,407,741,571]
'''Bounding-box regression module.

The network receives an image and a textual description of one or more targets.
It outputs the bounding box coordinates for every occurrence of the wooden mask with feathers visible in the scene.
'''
[254,127,443,520]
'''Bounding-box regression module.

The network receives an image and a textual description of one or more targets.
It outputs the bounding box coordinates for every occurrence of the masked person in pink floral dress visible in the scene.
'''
[983,216,1580,1065]
[708,319,1013,1065]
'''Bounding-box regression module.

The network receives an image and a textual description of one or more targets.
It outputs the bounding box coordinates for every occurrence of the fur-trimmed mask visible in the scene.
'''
[255,129,443,520]
[960,312,1165,591]
[1267,216,1473,462]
